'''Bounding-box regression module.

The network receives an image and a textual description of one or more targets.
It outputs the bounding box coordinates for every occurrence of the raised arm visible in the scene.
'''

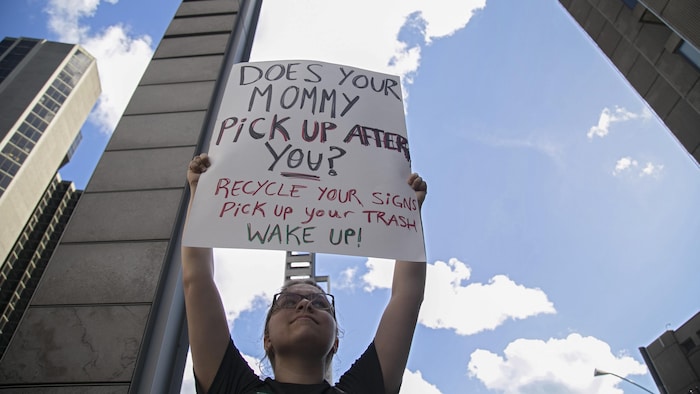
[374,173,428,394]
[182,153,230,392]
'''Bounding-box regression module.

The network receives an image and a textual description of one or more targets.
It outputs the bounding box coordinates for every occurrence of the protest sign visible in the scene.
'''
[183,60,425,261]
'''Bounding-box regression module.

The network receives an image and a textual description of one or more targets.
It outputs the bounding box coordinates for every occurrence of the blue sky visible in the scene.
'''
[2,0,699,393]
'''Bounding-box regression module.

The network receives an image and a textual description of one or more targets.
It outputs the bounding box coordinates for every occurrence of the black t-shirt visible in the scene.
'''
[196,338,385,394]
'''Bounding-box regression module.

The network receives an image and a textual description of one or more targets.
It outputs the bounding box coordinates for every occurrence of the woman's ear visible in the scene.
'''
[264,334,272,353]
[332,337,339,354]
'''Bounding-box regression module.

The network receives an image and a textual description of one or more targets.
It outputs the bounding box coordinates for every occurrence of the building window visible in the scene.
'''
[0,158,19,175]
[18,123,41,142]
[2,143,28,163]
[46,86,66,105]
[65,132,82,163]
[0,174,11,194]
[678,41,700,70]
[10,133,34,154]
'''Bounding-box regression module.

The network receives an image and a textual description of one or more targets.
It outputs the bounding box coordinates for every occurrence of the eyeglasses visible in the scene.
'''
[272,292,335,312]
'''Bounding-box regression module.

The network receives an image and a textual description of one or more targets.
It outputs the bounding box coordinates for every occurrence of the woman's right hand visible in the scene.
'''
[187,153,211,193]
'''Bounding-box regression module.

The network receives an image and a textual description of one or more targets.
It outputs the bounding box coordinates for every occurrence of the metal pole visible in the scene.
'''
[594,368,655,393]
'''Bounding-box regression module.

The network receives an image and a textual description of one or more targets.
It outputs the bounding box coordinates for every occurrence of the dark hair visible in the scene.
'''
[263,279,338,382]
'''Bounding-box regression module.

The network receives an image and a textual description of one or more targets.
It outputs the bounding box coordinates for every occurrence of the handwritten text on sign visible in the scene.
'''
[183,60,425,261]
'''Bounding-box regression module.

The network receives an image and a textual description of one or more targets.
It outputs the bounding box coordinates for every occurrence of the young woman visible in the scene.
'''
[183,153,428,394]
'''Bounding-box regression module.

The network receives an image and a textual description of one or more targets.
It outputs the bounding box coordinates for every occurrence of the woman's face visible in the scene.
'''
[264,283,338,360]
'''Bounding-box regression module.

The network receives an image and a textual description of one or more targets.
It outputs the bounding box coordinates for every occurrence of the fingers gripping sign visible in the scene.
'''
[188,153,211,193]
[407,173,427,209]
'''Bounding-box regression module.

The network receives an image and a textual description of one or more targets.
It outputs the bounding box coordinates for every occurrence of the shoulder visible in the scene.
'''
[199,338,266,394]
[335,342,385,394]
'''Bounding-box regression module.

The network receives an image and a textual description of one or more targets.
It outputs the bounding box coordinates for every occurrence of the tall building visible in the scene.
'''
[640,312,700,394]
[0,37,99,264]
[0,37,99,357]
[559,0,700,165]
[0,1,262,392]
[0,174,82,357]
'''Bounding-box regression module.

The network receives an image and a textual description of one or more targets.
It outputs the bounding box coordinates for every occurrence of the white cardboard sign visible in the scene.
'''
[183,60,425,261]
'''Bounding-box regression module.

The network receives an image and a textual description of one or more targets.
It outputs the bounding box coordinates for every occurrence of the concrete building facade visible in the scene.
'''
[559,0,700,165]
[640,312,700,394]
[0,0,262,392]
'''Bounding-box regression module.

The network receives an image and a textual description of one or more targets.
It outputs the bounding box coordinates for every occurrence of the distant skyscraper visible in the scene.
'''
[0,37,100,356]
[559,0,700,165]
[639,311,700,394]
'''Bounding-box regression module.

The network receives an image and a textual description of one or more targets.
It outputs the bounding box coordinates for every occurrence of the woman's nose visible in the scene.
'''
[295,298,313,311]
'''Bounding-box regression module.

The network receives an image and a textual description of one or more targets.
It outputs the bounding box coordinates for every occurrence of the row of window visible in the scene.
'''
[1,177,62,271]
[0,179,79,346]
[0,48,91,198]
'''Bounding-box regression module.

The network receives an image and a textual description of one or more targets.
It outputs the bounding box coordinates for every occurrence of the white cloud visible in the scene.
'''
[45,0,101,43]
[388,43,422,86]
[251,0,486,101]
[613,156,638,175]
[45,0,154,133]
[400,369,442,394]
[44,0,488,132]
[362,257,395,291]
[362,257,556,335]
[419,1,485,42]
[587,106,646,139]
[335,266,359,290]
[420,261,556,335]
[467,333,649,394]
[212,249,287,324]
[640,162,664,177]
[81,26,152,132]
[612,157,664,177]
